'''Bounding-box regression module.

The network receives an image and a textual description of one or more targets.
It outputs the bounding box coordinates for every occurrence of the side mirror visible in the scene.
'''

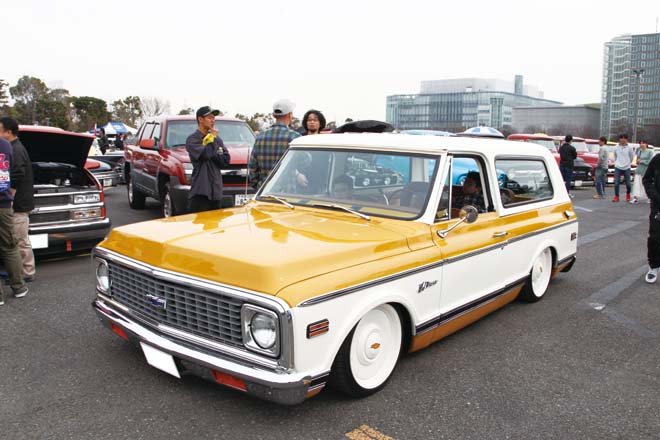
[437,205,479,239]
[139,138,156,149]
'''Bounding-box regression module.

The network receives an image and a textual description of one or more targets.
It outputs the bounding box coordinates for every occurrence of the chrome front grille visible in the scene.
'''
[107,261,244,346]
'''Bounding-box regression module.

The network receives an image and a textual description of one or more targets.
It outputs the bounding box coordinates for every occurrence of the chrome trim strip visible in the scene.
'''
[34,190,102,198]
[300,219,578,307]
[30,217,110,232]
[506,219,577,245]
[94,247,295,369]
[32,202,104,213]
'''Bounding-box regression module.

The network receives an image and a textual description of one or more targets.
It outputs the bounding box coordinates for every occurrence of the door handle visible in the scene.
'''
[493,231,509,238]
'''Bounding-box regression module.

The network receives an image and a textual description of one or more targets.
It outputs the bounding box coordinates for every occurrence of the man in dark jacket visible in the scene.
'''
[185,106,231,213]
[558,134,577,197]
[0,138,29,304]
[98,128,109,154]
[0,117,35,281]
[642,154,660,283]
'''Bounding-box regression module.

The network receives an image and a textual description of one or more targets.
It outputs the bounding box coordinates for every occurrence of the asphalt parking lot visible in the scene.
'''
[1,185,659,440]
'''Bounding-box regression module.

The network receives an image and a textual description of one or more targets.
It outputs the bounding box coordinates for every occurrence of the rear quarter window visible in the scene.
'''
[496,159,554,207]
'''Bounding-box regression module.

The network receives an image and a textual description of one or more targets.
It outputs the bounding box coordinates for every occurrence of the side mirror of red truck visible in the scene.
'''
[139,138,156,149]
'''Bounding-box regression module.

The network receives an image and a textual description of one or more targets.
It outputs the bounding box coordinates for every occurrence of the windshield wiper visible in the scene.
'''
[259,194,294,209]
[312,203,370,221]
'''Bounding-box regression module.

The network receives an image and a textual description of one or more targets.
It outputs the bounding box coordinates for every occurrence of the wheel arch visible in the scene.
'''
[293,292,418,377]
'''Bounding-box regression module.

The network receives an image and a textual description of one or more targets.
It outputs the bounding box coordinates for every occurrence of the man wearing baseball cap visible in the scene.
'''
[248,98,301,190]
[185,106,231,213]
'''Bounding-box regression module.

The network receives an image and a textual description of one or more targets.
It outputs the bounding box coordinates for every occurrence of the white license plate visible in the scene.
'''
[103,179,112,187]
[574,180,582,187]
[29,233,48,249]
[607,177,614,184]
[140,342,181,378]
[235,194,253,206]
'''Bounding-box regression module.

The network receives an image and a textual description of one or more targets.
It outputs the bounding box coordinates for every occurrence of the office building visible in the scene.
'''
[387,76,561,131]
[601,32,660,141]
[512,105,601,136]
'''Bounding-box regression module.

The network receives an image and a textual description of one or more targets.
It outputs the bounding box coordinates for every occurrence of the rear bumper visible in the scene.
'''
[93,297,313,405]
[30,218,111,256]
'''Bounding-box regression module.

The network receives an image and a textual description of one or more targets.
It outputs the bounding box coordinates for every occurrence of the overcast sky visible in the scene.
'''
[4,0,659,124]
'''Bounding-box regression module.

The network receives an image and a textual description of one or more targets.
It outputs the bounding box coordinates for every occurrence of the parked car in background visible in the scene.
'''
[93,133,577,404]
[508,134,594,187]
[18,126,111,256]
[124,115,256,217]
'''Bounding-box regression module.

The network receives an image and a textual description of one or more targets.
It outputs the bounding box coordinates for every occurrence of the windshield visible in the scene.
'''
[572,141,588,153]
[259,149,439,219]
[165,120,255,149]
[529,139,557,152]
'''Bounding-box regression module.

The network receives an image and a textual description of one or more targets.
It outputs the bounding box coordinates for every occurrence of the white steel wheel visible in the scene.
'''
[520,248,553,302]
[329,304,402,397]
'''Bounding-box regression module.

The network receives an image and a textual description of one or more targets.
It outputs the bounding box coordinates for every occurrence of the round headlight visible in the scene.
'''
[250,313,277,349]
[361,178,370,186]
[96,259,109,292]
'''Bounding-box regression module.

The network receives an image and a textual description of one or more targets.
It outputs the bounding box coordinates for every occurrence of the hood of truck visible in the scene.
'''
[99,203,427,301]
[19,126,94,169]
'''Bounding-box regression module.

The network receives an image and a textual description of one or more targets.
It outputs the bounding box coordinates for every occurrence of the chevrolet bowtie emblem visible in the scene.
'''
[145,294,167,310]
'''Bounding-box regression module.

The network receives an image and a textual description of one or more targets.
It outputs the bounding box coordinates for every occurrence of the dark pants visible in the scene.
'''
[648,210,660,269]
[188,195,222,213]
[559,165,573,193]
[614,168,631,197]
[595,168,606,197]
[0,208,27,294]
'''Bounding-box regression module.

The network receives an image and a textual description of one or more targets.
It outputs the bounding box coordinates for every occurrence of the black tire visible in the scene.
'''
[519,247,553,302]
[161,182,177,218]
[328,304,403,397]
[127,173,146,209]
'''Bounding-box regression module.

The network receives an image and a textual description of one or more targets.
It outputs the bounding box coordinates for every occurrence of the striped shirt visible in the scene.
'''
[248,122,300,189]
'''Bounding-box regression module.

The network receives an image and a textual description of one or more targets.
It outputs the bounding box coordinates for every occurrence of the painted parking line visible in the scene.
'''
[345,424,395,440]
[577,220,641,247]
[573,206,593,212]
[577,264,658,338]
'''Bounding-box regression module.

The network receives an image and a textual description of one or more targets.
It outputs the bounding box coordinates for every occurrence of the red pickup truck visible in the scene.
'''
[124,115,255,217]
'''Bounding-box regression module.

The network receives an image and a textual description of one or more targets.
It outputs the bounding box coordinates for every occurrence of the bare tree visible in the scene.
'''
[140,96,171,119]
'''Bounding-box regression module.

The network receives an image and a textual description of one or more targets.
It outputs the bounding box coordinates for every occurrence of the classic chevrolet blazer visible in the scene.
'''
[92,133,578,404]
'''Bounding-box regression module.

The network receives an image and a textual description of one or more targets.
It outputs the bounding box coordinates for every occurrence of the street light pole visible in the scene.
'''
[632,68,645,143]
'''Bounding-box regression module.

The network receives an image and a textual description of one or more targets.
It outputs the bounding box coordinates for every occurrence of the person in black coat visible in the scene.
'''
[185,106,231,213]
[558,134,577,197]
[642,154,660,283]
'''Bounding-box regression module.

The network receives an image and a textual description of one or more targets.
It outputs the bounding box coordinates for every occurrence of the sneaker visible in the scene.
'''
[13,286,28,298]
[645,267,659,284]
[626,194,631,202]
[630,197,639,204]
[612,196,620,202]
[593,195,602,199]
[568,194,574,199]
[0,295,4,306]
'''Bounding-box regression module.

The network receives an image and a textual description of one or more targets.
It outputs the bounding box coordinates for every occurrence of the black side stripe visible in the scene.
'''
[416,277,527,334]
[299,219,577,307]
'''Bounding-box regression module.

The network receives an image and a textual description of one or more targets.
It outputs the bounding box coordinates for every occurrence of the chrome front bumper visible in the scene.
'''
[93,297,313,405]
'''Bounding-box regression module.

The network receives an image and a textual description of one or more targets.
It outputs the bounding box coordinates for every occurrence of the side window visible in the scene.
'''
[140,123,155,142]
[495,159,554,207]
[151,123,162,143]
[436,155,490,221]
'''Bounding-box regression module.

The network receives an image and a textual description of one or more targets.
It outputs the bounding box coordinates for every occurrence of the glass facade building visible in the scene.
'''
[601,33,660,140]
[386,78,561,131]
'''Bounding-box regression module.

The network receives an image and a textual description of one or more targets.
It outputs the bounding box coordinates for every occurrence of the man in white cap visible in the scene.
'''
[248,98,301,190]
